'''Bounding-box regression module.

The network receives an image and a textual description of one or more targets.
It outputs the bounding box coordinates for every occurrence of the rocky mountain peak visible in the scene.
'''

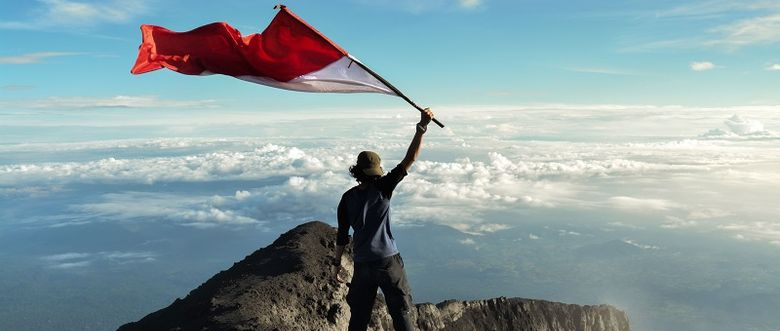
[117,221,630,331]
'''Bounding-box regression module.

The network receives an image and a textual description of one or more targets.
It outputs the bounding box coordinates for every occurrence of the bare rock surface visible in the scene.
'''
[117,221,630,331]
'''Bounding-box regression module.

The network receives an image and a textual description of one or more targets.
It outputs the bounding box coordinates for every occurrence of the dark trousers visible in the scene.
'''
[347,253,414,331]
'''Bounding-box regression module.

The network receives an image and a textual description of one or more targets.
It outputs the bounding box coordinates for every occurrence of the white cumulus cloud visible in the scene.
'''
[0,144,336,185]
[701,114,774,138]
[609,196,681,212]
[661,216,699,229]
[42,252,91,261]
[622,239,661,250]
[690,61,716,71]
[75,192,262,228]
[40,251,156,269]
[725,114,767,135]
[718,222,780,243]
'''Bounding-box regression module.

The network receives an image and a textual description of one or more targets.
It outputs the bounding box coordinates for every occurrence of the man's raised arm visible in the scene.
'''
[400,108,434,172]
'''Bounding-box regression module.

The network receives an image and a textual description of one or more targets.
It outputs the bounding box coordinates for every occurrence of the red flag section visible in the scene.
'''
[131,6,395,95]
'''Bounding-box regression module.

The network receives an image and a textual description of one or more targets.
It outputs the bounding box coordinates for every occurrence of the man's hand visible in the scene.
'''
[419,108,434,127]
[332,264,345,283]
[333,245,346,283]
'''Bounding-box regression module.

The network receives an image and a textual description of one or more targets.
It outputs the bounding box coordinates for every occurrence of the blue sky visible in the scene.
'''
[2,0,780,110]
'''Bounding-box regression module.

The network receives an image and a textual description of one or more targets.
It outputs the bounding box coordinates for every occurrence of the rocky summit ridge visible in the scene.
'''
[117,221,631,331]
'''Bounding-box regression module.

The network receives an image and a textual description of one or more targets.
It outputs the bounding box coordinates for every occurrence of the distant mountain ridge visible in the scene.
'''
[117,221,630,331]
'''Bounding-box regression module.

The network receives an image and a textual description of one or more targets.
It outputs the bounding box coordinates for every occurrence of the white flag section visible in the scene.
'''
[235,56,398,95]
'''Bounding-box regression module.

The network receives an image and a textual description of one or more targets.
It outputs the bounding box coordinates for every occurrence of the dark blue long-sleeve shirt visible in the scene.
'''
[337,164,407,262]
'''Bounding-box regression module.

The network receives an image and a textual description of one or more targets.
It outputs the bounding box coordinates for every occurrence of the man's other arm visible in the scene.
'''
[333,195,350,281]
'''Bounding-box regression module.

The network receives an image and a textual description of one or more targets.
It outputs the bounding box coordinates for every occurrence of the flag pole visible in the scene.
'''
[274,4,444,128]
[349,57,445,129]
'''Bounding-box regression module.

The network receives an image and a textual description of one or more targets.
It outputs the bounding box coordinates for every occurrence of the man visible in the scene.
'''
[333,108,434,331]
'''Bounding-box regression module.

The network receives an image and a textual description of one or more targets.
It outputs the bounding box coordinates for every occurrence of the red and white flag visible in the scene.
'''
[131,6,396,95]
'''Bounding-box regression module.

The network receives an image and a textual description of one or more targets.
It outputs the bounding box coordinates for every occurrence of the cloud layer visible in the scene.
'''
[2,106,778,244]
